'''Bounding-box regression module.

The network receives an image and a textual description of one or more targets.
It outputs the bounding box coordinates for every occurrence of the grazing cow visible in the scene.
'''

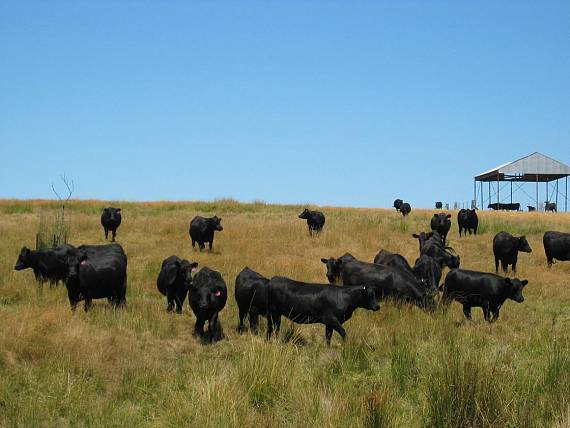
[492,231,532,273]
[435,202,443,209]
[393,199,403,211]
[430,213,452,245]
[413,255,442,293]
[266,276,379,345]
[65,244,127,311]
[189,216,223,251]
[458,209,478,236]
[442,269,528,322]
[400,202,411,216]
[488,203,520,211]
[373,249,414,275]
[189,267,227,343]
[543,231,570,267]
[101,208,122,241]
[373,249,439,292]
[321,253,436,310]
[528,206,536,212]
[545,202,557,212]
[412,231,438,252]
[420,235,460,269]
[298,208,325,236]
[14,244,76,285]
[235,267,269,334]
[156,256,198,313]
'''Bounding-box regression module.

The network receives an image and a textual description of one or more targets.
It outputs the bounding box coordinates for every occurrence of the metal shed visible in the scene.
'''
[474,152,570,211]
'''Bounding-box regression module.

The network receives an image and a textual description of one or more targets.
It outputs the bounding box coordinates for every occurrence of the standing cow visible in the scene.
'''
[400,203,412,216]
[545,202,557,212]
[189,216,223,251]
[543,231,570,267]
[235,267,269,334]
[492,231,532,273]
[458,209,478,236]
[189,267,227,343]
[14,244,76,285]
[156,256,198,313]
[101,207,122,242]
[298,209,325,236]
[442,269,528,322]
[430,213,452,245]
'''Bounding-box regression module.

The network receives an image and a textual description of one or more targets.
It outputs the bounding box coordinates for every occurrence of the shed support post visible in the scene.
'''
[488,182,491,210]
[480,181,483,210]
[473,179,476,209]
[546,181,548,204]
[556,179,559,211]
[566,177,568,212]
[497,173,500,206]
[510,181,513,204]
[536,175,539,210]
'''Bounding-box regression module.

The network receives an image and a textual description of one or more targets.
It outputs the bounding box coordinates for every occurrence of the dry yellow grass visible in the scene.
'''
[1,199,569,427]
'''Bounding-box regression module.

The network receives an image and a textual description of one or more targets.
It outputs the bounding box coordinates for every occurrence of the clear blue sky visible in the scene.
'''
[1,1,569,208]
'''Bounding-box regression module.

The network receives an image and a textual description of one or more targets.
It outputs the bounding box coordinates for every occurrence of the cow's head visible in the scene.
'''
[66,252,88,280]
[193,284,225,310]
[506,278,528,303]
[298,208,310,219]
[360,286,380,311]
[179,260,199,289]
[211,216,223,231]
[320,257,342,284]
[393,199,403,210]
[14,246,32,270]
[412,231,434,251]
[104,207,121,220]
[517,236,532,253]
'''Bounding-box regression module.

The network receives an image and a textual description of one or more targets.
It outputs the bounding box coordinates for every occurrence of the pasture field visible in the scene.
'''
[1,199,570,427]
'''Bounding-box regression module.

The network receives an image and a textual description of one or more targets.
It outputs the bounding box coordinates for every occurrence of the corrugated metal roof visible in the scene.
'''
[475,152,570,182]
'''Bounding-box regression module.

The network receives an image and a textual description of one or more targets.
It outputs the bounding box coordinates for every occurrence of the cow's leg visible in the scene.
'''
[174,296,183,314]
[267,313,280,340]
[84,298,93,312]
[104,227,108,240]
[193,317,206,338]
[462,304,472,319]
[330,320,347,343]
[512,255,518,273]
[237,307,247,334]
[546,254,553,267]
[249,310,259,334]
[491,307,500,322]
[325,326,333,345]
[501,260,508,273]
[191,239,196,249]
[207,312,222,342]
[208,241,213,251]
[111,228,116,242]
[199,242,205,252]
[166,296,174,312]
[482,304,492,322]
[495,257,500,273]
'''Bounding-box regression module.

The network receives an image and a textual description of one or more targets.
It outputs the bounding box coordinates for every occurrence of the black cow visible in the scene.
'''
[435,202,443,209]
[65,244,127,311]
[189,267,227,343]
[430,213,452,245]
[321,253,435,310]
[400,202,411,216]
[266,276,379,345]
[101,207,122,242]
[420,235,460,270]
[235,267,269,334]
[458,209,478,236]
[488,203,520,211]
[189,216,223,251]
[14,244,76,285]
[393,199,403,211]
[545,202,557,212]
[412,231,439,252]
[373,249,414,275]
[492,231,532,273]
[413,255,442,293]
[298,208,325,236]
[528,206,536,212]
[442,269,528,322]
[156,256,198,313]
[543,231,570,267]
[373,249,439,292]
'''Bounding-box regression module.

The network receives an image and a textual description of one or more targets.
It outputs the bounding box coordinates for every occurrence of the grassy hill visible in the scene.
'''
[1,199,569,427]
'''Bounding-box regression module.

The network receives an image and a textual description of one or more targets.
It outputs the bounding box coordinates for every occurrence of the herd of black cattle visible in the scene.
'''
[11,205,570,345]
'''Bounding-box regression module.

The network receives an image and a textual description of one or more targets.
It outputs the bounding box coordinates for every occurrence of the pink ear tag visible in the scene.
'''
[191,267,198,273]
[214,290,221,297]
[80,260,87,265]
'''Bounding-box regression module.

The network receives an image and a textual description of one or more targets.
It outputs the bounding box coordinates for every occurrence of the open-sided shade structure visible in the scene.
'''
[474,152,570,211]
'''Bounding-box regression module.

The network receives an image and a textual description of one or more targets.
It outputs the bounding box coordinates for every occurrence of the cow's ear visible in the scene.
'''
[521,280,528,286]
[412,234,419,238]
[433,214,438,218]
[116,208,121,212]
[520,235,526,240]
[505,277,512,285]
[218,217,222,221]
[446,214,451,219]
[190,262,199,272]
[79,254,88,263]
[320,258,328,264]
